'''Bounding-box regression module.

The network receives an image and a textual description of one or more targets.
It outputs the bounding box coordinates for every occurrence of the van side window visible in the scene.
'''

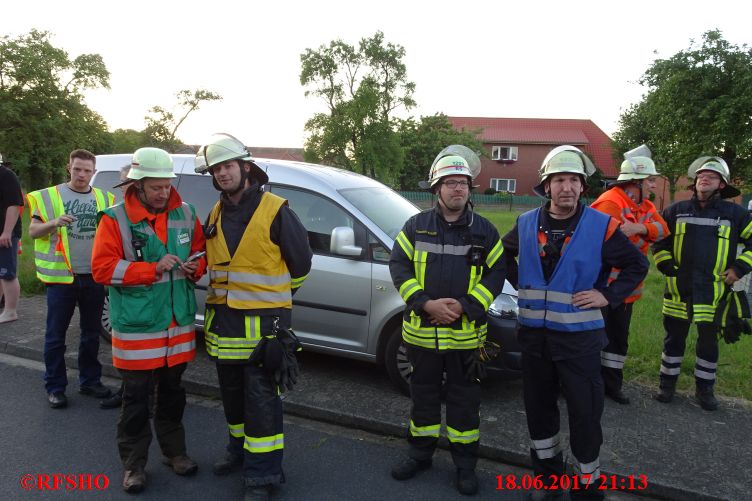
[271,187,360,256]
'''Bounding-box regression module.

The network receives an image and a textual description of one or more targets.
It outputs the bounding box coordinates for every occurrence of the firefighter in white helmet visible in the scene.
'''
[196,133,312,500]
[92,147,207,492]
[389,146,507,496]
[653,156,752,411]
[591,148,670,404]
[501,145,647,499]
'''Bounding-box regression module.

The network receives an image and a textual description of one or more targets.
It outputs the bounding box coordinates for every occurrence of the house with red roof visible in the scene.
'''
[448,117,617,197]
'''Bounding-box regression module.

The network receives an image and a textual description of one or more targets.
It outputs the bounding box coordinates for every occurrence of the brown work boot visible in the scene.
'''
[122,467,146,493]
[162,455,198,476]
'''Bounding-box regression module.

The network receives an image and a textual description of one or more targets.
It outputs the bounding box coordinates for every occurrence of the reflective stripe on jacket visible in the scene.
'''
[100,201,198,370]
[517,207,609,332]
[26,185,114,283]
[591,186,669,303]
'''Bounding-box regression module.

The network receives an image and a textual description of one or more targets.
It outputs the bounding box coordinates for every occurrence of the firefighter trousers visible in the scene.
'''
[659,316,718,387]
[600,302,633,394]
[216,363,284,487]
[117,363,187,470]
[522,350,604,500]
[406,346,481,470]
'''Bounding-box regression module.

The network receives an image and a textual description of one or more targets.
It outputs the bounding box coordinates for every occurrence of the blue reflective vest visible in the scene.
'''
[517,206,609,332]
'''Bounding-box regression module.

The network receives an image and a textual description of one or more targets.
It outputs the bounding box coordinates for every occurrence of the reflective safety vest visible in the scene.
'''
[517,207,609,332]
[204,193,292,361]
[101,202,198,370]
[591,187,667,303]
[206,192,292,310]
[26,185,114,284]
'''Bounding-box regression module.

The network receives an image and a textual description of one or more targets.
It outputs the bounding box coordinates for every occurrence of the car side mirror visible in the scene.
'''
[330,226,362,256]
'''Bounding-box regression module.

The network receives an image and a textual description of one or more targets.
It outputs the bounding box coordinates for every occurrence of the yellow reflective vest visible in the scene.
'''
[27,184,114,284]
[206,192,292,310]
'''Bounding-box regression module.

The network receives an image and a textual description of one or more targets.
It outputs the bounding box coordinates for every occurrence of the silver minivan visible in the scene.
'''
[92,154,521,393]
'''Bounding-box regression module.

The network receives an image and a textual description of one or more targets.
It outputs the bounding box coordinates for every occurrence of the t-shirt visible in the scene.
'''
[32,184,99,274]
[0,165,24,238]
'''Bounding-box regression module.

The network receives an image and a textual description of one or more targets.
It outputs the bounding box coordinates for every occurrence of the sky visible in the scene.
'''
[5,0,752,149]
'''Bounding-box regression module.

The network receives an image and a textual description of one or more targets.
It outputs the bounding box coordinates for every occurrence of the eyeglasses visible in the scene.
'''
[442,180,470,189]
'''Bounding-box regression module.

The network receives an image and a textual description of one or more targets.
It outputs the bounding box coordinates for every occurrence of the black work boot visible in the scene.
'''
[391,457,432,480]
[456,468,478,495]
[212,452,243,475]
[654,378,676,403]
[695,384,719,411]
[605,387,630,405]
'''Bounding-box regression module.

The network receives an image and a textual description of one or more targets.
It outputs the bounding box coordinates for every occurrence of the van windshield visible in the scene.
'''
[339,187,419,241]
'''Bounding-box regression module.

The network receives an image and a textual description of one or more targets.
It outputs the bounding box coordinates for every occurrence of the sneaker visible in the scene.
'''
[79,383,112,399]
[457,468,478,495]
[162,455,198,476]
[391,457,432,480]
[48,391,68,409]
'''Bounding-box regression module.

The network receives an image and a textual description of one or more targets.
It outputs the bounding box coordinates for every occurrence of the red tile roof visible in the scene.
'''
[449,116,617,176]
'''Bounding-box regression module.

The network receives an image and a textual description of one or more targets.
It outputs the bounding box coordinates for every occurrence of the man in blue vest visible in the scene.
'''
[502,146,647,500]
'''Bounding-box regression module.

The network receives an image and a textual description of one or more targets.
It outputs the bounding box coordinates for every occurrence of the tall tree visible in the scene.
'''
[0,30,111,189]
[143,88,222,151]
[300,32,415,184]
[397,114,483,191]
[613,30,752,199]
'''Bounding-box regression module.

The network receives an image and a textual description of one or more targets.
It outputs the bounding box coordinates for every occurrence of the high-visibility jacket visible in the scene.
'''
[389,206,506,351]
[517,207,610,332]
[92,187,206,370]
[653,196,752,323]
[205,192,293,360]
[591,186,670,302]
[26,184,114,283]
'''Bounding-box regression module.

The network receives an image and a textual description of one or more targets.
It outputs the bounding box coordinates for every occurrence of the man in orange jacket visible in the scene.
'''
[92,148,206,493]
[591,150,669,404]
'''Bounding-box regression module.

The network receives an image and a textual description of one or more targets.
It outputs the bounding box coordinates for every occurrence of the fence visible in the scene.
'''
[398,191,595,211]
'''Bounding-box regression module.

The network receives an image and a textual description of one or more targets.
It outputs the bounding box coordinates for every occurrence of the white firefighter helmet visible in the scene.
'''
[418,145,481,190]
[194,133,268,186]
[687,156,740,198]
[113,147,175,188]
[616,156,659,182]
[533,145,596,197]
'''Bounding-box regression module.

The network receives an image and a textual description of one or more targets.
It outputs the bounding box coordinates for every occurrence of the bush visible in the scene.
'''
[484,188,497,195]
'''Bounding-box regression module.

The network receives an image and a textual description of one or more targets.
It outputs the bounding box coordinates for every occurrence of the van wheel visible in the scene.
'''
[100,293,112,343]
[385,327,411,396]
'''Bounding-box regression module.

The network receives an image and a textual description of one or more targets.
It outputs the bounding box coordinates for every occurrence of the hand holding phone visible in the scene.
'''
[185,251,206,263]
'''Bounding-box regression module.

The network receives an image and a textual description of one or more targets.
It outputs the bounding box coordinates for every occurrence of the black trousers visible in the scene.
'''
[117,363,187,470]
[406,347,481,470]
[600,302,633,393]
[659,316,718,387]
[216,363,284,486]
[522,350,604,500]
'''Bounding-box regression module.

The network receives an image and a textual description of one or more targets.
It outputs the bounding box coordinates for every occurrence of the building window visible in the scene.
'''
[491,145,518,161]
[490,178,516,193]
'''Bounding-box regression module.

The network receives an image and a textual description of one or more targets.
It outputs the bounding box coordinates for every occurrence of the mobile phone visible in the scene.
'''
[185,251,206,263]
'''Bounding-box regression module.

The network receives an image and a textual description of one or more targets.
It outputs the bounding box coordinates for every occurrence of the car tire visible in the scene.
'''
[100,293,112,343]
[385,327,411,396]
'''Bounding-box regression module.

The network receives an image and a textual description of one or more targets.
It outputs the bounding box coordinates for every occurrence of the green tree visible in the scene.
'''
[300,32,415,184]
[143,88,222,151]
[397,114,483,191]
[109,128,149,154]
[0,30,111,189]
[613,30,752,199]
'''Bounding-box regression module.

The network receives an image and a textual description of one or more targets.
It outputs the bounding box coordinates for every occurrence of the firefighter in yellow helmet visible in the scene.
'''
[196,133,312,500]
[501,145,647,499]
[653,156,752,411]
[389,146,507,495]
[591,147,670,404]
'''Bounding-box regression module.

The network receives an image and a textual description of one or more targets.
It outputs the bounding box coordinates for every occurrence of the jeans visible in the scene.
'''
[43,274,105,393]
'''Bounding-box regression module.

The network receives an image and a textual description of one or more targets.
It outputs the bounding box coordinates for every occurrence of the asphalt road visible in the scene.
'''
[0,353,550,500]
